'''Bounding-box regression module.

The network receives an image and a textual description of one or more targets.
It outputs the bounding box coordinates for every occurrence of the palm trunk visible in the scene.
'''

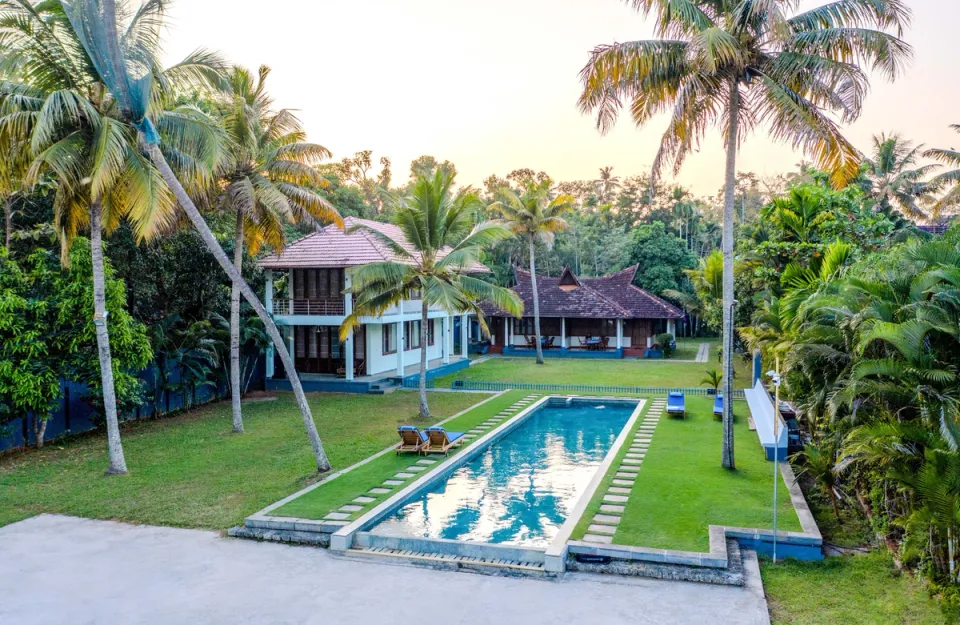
[91,200,128,474]
[230,213,244,433]
[4,196,11,251]
[33,415,47,448]
[147,144,331,472]
[721,80,739,471]
[529,236,544,365]
[418,298,429,418]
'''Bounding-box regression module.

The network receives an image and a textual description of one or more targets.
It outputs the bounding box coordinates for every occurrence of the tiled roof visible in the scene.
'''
[482,265,682,319]
[258,216,487,272]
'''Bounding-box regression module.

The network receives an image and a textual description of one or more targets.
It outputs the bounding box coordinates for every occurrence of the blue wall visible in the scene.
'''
[0,357,265,452]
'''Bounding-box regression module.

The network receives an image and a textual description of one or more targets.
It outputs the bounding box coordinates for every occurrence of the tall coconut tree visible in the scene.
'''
[924,125,960,219]
[863,132,937,219]
[490,183,575,364]
[342,169,523,418]
[217,65,341,434]
[3,0,335,472]
[579,0,912,469]
[0,0,226,474]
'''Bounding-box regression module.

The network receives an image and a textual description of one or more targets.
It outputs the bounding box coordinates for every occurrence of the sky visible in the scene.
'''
[164,0,960,196]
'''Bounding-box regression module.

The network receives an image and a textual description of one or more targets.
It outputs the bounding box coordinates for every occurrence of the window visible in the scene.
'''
[428,319,435,346]
[383,324,396,355]
[404,320,422,349]
[513,318,536,336]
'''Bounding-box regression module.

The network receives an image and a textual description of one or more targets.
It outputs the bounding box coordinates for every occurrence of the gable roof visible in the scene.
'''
[482,265,682,319]
[257,216,488,272]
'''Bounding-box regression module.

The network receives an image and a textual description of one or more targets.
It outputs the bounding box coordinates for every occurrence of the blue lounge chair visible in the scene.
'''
[423,427,465,455]
[666,392,686,418]
[397,425,428,455]
[713,394,723,418]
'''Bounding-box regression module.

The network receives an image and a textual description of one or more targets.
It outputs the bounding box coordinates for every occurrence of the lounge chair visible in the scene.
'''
[666,392,686,418]
[423,426,465,455]
[396,425,428,455]
[713,394,723,418]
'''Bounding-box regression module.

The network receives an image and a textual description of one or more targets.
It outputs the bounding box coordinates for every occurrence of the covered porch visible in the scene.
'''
[487,316,675,358]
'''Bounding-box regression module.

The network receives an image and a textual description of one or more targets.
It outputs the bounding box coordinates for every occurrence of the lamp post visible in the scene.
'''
[766,358,782,563]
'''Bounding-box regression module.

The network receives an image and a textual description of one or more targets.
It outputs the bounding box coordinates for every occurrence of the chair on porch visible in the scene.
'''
[524,335,538,349]
[599,336,610,350]
[544,336,555,349]
[336,358,364,379]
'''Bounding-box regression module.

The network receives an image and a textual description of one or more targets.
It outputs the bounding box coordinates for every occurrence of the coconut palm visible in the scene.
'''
[341,169,523,417]
[490,183,574,364]
[579,0,912,469]
[594,166,620,204]
[0,0,226,473]
[216,65,341,434]
[924,125,960,218]
[862,133,938,220]
[0,131,28,250]
[2,0,334,472]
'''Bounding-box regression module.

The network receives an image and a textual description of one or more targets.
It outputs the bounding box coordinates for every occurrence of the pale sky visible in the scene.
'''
[165,0,959,196]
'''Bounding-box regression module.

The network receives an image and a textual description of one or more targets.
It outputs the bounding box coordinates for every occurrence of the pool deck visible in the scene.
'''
[0,514,772,625]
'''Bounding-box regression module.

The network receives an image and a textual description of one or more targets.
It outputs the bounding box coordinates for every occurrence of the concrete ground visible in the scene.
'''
[0,515,771,625]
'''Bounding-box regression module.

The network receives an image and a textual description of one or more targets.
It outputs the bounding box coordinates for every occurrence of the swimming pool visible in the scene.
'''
[369,398,638,547]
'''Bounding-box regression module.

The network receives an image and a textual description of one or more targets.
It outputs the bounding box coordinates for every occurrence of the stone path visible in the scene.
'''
[321,394,540,523]
[583,397,666,544]
[695,342,709,363]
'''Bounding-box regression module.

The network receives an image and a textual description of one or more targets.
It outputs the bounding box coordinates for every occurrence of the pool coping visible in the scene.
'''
[241,390,505,533]
[329,395,644,570]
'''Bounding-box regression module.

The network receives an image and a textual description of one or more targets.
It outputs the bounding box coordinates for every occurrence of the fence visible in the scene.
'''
[0,357,265,452]
[450,380,746,398]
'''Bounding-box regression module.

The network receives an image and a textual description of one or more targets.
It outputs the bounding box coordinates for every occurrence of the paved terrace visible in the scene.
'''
[1,514,771,625]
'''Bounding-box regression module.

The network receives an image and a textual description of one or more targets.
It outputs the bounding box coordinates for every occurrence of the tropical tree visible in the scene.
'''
[0,0,334,472]
[0,0,226,473]
[862,133,937,220]
[924,125,960,218]
[0,130,29,250]
[342,170,523,417]
[489,182,574,364]
[578,0,912,469]
[594,166,620,204]
[216,65,341,434]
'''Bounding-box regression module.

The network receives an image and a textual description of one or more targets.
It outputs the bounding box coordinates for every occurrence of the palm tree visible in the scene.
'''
[862,133,938,220]
[2,0,335,472]
[216,65,341,434]
[924,125,960,218]
[341,170,522,417]
[0,131,28,250]
[594,166,620,204]
[0,0,226,474]
[578,0,911,469]
[490,184,575,364]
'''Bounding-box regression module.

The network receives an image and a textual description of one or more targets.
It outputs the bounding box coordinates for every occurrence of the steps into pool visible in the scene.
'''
[347,546,548,575]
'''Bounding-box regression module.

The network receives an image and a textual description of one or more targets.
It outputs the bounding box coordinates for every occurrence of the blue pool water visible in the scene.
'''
[370,399,637,547]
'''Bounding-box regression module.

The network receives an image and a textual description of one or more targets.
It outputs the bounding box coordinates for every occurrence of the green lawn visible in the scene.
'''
[571,396,801,551]
[436,347,750,390]
[762,551,948,624]
[0,391,484,529]
[272,390,533,521]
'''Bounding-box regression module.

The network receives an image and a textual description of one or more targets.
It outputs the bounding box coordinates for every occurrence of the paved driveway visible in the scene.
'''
[0,515,770,625]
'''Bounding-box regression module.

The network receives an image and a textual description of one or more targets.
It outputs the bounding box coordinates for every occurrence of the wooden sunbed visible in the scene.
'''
[423,427,465,456]
[396,426,428,455]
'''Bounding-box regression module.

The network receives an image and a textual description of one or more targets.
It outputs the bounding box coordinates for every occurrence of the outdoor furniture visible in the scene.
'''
[423,427,465,455]
[666,392,686,418]
[525,335,538,349]
[713,394,724,417]
[336,358,364,379]
[396,426,428,455]
[599,336,610,350]
[544,336,555,349]
[584,337,603,351]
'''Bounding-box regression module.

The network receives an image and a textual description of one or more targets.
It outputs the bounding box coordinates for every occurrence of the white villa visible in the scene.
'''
[258,217,480,393]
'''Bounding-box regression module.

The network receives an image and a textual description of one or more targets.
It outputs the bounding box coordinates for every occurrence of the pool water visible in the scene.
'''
[369,399,637,547]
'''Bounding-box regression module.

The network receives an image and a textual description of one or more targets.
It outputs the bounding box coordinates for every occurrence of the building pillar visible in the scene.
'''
[667,319,676,336]
[460,314,469,358]
[446,315,450,364]
[616,319,623,349]
[396,320,405,376]
[286,326,295,363]
[344,276,354,381]
[265,270,273,315]
[561,317,566,349]
[507,319,513,346]
[288,269,294,314]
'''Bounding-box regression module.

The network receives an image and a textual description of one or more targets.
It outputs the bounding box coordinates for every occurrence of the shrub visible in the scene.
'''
[654,332,675,358]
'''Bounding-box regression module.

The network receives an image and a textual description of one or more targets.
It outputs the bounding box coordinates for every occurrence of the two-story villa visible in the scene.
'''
[258,217,479,393]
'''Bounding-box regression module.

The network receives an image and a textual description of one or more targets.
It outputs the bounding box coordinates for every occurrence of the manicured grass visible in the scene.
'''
[0,391,484,529]
[272,390,534,521]
[572,396,801,551]
[762,551,948,624]
[436,350,750,390]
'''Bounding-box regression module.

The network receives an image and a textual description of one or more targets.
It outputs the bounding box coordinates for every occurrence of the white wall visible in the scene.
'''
[364,322,445,376]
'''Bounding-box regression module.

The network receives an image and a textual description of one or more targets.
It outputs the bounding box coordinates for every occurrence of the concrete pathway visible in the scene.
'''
[695,342,709,363]
[0,515,770,625]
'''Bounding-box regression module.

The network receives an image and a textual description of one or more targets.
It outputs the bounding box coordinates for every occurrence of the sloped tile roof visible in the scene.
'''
[482,265,682,319]
[258,216,487,272]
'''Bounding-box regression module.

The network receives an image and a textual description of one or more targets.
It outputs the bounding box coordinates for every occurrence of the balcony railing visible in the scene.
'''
[273,298,345,316]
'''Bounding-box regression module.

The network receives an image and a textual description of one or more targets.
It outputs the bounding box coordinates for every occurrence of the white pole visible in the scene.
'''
[772,356,780,563]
